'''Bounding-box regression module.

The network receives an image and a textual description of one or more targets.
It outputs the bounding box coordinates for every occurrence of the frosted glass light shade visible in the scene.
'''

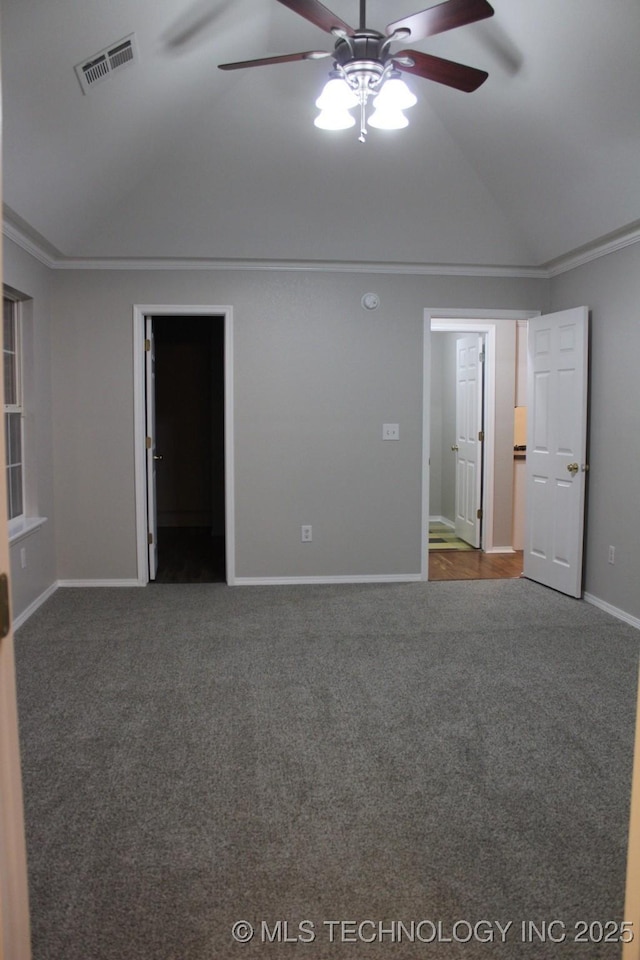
[314,109,356,130]
[316,77,358,111]
[373,77,417,111]
[368,107,409,130]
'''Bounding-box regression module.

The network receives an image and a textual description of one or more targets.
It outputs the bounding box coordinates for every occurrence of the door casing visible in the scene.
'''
[145,316,158,580]
[423,309,540,580]
[133,305,235,585]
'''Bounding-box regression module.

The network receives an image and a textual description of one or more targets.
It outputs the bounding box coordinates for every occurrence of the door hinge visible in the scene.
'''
[146,436,152,449]
[477,508,483,520]
[145,338,151,351]
[479,350,486,363]
[0,573,11,639]
[148,532,154,545]
[478,430,485,442]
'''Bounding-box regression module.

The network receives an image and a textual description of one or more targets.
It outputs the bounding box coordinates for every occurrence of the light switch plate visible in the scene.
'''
[383,423,399,440]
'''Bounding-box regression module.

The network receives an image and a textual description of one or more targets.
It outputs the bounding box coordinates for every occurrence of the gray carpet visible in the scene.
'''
[14,579,640,959]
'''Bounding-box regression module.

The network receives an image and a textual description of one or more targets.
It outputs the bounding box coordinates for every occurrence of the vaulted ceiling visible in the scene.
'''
[2,0,639,269]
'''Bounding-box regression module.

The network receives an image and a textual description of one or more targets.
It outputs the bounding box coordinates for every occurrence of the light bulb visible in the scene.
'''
[373,76,417,111]
[314,109,356,130]
[368,107,409,130]
[316,77,358,111]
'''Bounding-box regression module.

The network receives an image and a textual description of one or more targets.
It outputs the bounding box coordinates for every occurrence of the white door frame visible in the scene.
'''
[0,275,32,956]
[133,305,235,585]
[422,309,540,580]
[145,316,158,580]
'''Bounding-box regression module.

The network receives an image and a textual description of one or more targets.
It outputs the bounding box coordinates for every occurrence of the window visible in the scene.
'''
[3,295,23,523]
[2,289,45,543]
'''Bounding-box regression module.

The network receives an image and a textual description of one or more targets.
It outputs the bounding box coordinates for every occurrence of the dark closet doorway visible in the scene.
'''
[152,315,225,582]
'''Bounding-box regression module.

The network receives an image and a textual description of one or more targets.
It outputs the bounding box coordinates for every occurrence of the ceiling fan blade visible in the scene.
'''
[395,49,488,91]
[275,0,356,36]
[164,0,235,51]
[219,50,330,70]
[387,0,494,42]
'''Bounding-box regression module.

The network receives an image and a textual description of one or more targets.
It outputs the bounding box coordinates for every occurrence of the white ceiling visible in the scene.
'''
[2,0,639,268]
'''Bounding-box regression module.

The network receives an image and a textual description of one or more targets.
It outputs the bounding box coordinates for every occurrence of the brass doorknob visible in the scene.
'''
[567,462,579,475]
[451,445,459,452]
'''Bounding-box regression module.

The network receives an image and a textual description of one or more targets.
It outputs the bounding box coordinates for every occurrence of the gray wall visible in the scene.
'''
[48,267,546,583]
[3,240,56,617]
[550,243,640,620]
[8,234,639,626]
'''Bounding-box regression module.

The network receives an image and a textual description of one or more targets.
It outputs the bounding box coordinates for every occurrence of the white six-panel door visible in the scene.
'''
[524,307,589,597]
[454,334,483,548]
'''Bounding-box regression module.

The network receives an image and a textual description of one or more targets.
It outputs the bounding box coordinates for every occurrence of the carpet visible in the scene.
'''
[429,521,474,551]
[13,580,640,959]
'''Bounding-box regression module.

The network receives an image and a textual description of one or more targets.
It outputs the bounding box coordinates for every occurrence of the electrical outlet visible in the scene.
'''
[383,423,399,441]
[608,545,615,564]
[301,525,312,542]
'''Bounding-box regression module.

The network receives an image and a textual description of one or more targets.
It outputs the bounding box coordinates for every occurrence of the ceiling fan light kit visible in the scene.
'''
[315,41,417,138]
[219,0,494,142]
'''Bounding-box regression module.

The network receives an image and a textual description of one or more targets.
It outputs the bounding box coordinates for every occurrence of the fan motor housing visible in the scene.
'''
[334,31,387,68]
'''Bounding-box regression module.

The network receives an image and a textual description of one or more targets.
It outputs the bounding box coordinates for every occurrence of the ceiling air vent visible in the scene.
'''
[75,34,139,94]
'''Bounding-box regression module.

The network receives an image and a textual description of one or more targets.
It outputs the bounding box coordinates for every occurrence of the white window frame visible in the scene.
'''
[4,294,25,534]
[3,288,47,543]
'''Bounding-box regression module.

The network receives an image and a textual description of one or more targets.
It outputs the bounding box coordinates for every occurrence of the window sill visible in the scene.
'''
[9,516,48,544]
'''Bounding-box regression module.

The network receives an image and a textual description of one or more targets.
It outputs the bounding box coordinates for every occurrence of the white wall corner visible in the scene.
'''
[13,581,59,631]
[584,592,640,631]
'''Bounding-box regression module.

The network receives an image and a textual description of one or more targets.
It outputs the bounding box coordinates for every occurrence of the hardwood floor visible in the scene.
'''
[429,548,524,581]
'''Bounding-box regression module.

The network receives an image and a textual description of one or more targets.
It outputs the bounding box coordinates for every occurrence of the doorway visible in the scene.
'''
[424,311,537,581]
[151,315,225,582]
[429,328,523,580]
[133,304,235,586]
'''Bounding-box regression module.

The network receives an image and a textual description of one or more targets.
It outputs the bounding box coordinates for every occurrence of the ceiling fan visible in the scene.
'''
[218,0,495,140]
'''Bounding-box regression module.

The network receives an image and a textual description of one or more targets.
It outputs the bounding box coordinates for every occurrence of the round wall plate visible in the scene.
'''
[361,292,380,311]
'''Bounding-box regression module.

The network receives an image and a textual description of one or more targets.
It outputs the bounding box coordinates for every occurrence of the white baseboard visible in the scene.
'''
[484,546,516,554]
[13,581,59,631]
[57,579,146,588]
[429,516,455,528]
[233,574,423,586]
[584,592,640,631]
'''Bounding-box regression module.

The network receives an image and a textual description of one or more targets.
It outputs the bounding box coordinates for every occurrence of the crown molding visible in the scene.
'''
[48,257,548,278]
[2,219,57,268]
[543,222,640,277]
[3,216,639,280]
